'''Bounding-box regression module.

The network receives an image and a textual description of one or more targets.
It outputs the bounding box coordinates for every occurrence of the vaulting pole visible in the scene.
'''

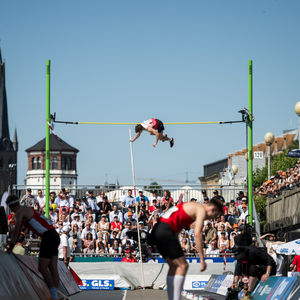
[129,127,145,289]
[45,60,50,219]
[248,60,253,226]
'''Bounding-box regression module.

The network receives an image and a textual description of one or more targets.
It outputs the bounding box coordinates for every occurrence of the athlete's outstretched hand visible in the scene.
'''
[152,143,157,147]
[200,261,207,272]
[130,139,133,143]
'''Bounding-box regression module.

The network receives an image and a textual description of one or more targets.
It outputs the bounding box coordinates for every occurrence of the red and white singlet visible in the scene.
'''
[141,118,159,130]
[159,203,194,233]
[22,208,55,236]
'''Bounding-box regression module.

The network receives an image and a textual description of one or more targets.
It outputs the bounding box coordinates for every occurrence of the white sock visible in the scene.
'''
[173,275,185,300]
[167,276,174,300]
[49,287,57,299]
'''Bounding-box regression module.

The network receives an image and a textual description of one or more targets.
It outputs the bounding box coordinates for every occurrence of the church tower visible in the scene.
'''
[0,46,18,197]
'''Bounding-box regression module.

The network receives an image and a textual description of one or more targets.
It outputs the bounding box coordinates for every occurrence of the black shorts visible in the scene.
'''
[151,222,184,259]
[155,119,165,133]
[248,264,276,279]
[39,229,60,259]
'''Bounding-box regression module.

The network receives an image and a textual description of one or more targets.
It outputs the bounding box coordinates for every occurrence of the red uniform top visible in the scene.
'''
[111,221,122,230]
[159,203,194,233]
[121,256,136,263]
[22,208,55,236]
[293,255,300,272]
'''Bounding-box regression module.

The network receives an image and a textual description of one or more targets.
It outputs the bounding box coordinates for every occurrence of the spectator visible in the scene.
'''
[220,198,228,218]
[81,222,96,244]
[58,226,71,266]
[211,190,225,202]
[70,237,82,255]
[60,213,70,227]
[154,204,163,217]
[83,232,95,250]
[291,255,300,272]
[70,206,84,222]
[109,239,122,254]
[260,232,286,255]
[161,190,174,205]
[203,222,217,248]
[126,212,137,229]
[122,239,135,253]
[97,196,112,218]
[230,232,237,248]
[228,200,239,219]
[162,197,173,213]
[236,191,245,206]
[110,215,123,236]
[218,231,229,252]
[82,196,97,214]
[138,204,150,224]
[97,234,107,247]
[97,214,110,240]
[271,251,284,276]
[69,231,82,248]
[58,189,70,216]
[181,238,190,254]
[36,189,46,213]
[217,215,232,231]
[230,224,240,240]
[87,190,99,216]
[148,190,161,206]
[71,215,83,231]
[12,233,27,255]
[136,189,149,206]
[83,241,95,254]
[238,198,248,215]
[49,207,58,226]
[238,204,249,225]
[20,188,38,208]
[84,207,96,223]
[65,188,74,214]
[108,231,120,246]
[121,249,136,262]
[203,197,209,204]
[56,221,63,234]
[201,190,209,203]
[121,190,135,209]
[217,224,228,238]
[139,198,149,211]
[149,199,158,213]
[49,196,57,212]
[179,230,189,244]
[96,191,116,204]
[109,204,123,223]
[205,240,220,257]
[96,241,108,255]
[148,213,159,231]
[120,221,133,239]
[124,205,137,220]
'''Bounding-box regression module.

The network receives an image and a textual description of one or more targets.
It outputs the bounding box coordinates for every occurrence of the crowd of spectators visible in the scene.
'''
[255,160,300,198]
[9,187,253,260]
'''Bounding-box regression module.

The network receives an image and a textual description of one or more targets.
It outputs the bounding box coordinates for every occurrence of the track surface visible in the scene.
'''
[69,289,226,300]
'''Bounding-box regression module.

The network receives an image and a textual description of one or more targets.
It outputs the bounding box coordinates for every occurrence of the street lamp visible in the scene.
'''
[264,132,275,180]
[294,102,300,149]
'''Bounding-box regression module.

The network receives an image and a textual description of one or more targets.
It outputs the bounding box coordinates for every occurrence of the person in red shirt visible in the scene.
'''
[121,249,136,263]
[6,195,60,300]
[7,212,16,235]
[149,199,158,213]
[161,190,174,205]
[110,215,123,236]
[291,255,300,272]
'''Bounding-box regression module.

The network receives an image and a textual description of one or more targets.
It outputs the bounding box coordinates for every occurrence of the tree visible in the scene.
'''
[144,182,163,196]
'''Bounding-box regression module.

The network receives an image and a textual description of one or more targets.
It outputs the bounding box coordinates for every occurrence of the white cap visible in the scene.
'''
[62,226,70,233]
[138,189,143,192]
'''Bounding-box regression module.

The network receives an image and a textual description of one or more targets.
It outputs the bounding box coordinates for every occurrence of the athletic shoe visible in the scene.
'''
[241,290,253,300]
[170,138,174,148]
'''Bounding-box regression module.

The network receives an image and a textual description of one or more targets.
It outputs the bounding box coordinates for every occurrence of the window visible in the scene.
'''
[52,157,58,170]
[67,157,72,170]
[37,157,41,170]
[32,157,36,170]
[62,157,66,170]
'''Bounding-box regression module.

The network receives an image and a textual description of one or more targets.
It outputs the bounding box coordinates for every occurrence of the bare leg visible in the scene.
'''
[158,131,171,142]
[248,276,257,292]
[38,257,54,288]
[48,256,60,288]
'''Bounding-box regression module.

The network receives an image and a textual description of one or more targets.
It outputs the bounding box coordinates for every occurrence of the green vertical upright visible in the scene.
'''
[45,60,50,219]
[248,60,253,226]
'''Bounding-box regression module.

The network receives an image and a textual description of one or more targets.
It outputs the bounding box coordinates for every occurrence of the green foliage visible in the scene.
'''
[254,194,267,224]
[143,181,163,196]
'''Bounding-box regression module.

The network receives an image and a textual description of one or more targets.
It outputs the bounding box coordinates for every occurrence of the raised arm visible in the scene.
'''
[130,131,142,143]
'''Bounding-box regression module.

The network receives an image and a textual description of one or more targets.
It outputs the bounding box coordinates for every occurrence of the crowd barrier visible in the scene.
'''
[0,251,81,300]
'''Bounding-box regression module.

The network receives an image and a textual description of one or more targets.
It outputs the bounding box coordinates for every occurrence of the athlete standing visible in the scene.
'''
[130,118,174,148]
[6,195,60,300]
[152,199,223,300]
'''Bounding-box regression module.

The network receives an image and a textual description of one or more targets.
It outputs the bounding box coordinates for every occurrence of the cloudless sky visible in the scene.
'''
[1,0,300,187]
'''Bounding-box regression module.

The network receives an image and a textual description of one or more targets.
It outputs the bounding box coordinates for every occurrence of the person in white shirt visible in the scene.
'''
[148,190,162,206]
[120,221,133,239]
[271,251,284,276]
[87,215,97,231]
[59,192,70,215]
[60,213,70,227]
[71,215,83,231]
[70,206,84,222]
[205,240,220,257]
[49,207,58,226]
[238,205,249,225]
[35,189,45,212]
[58,226,71,266]
[130,118,174,148]
[109,205,123,223]
[81,222,96,243]
[65,188,74,214]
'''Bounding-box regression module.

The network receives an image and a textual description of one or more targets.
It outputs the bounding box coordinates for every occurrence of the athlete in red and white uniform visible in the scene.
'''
[151,200,223,300]
[130,118,174,148]
[6,195,60,300]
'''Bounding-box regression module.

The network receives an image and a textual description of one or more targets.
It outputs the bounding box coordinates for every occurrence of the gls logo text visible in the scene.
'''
[80,279,114,290]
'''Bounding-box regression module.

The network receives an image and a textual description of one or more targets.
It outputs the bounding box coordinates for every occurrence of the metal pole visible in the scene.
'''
[248,60,253,226]
[45,60,50,219]
[267,144,271,180]
[129,127,145,289]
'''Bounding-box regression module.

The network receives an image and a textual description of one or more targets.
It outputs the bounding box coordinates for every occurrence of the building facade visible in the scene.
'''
[25,134,79,193]
[0,47,18,197]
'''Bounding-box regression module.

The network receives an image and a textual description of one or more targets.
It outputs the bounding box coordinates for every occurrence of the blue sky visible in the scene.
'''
[1,0,300,187]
